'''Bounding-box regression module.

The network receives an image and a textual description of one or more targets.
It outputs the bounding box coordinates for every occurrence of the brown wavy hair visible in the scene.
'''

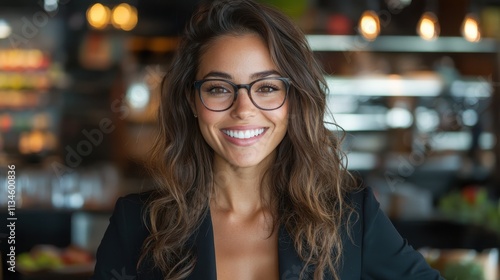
[140,0,359,279]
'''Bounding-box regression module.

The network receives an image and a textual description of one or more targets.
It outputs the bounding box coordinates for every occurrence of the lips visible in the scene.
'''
[221,128,266,139]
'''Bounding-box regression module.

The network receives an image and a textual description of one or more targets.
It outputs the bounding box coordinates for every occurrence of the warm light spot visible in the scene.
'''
[112,3,131,27]
[359,10,380,41]
[28,130,44,153]
[120,6,138,31]
[87,3,111,29]
[462,14,481,42]
[111,3,137,31]
[26,50,44,69]
[417,12,440,40]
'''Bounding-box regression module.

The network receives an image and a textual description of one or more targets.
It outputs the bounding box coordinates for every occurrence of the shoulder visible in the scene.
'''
[344,186,391,237]
[92,191,155,279]
[341,186,376,240]
[104,191,154,252]
[345,185,378,214]
[114,191,152,213]
[108,191,154,239]
[114,191,152,211]
[343,187,444,279]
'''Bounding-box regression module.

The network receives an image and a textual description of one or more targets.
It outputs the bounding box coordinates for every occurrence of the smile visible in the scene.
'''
[222,128,266,139]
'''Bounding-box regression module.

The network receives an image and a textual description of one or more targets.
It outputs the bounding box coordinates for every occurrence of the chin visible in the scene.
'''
[228,152,274,169]
[228,158,263,168]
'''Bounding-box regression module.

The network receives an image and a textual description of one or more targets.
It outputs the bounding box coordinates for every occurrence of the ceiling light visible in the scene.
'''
[111,3,138,31]
[417,12,440,40]
[358,10,380,41]
[461,14,481,42]
[87,3,111,30]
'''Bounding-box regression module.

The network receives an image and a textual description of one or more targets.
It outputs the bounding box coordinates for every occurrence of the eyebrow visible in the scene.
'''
[202,70,281,80]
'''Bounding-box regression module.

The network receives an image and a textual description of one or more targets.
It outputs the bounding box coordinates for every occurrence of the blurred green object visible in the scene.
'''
[18,253,38,270]
[442,261,485,280]
[35,251,63,269]
[18,251,63,271]
[258,0,307,19]
[439,186,500,235]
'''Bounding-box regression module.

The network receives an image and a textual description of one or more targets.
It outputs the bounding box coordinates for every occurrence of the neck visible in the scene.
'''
[211,157,273,216]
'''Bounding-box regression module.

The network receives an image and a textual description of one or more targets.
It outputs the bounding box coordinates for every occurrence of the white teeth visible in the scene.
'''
[223,128,265,139]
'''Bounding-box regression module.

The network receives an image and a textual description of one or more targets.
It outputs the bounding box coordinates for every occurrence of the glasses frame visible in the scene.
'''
[193,77,291,112]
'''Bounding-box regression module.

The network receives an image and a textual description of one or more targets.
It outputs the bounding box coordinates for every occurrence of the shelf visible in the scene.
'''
[306,35,499,53]
[324,75,492,97]
[428,131,496,151]
[326,113,387,131]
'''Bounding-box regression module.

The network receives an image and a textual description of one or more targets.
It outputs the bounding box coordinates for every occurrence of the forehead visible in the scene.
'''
[197,33,278,79]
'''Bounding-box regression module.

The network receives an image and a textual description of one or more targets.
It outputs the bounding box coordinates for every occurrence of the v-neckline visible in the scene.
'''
[185,209,305,280]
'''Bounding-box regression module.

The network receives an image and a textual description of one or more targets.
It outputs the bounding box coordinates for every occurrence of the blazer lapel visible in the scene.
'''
[186,212,308,280]
[187,210,217,280]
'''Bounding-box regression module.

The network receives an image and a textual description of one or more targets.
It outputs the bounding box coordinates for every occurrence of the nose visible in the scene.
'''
[230,88,257,119]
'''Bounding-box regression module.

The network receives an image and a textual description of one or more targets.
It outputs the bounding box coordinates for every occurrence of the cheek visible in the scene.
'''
[196,107,222,138]
[266,108,289,137]
[277,104,289,129]
[197,107,220,124]
[195,99,211,124]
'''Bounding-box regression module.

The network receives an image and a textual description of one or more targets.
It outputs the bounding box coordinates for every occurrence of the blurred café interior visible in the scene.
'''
[0,0,500,279]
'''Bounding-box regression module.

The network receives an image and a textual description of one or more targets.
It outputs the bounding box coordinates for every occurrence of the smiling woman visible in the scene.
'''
[193,34,289,170]
[91,0,444,279]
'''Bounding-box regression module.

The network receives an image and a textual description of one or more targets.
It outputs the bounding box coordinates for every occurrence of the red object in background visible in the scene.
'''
[327,13,353,35]
[0,114,12,132]
[60,246,93,265]
[79,32,112,70]
[462,185,478,205]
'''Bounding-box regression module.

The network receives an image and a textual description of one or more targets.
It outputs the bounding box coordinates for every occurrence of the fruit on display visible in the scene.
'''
[60,246,93,265]
[17,244,93,272]
[443,261,485,280]
[439,185,500,234]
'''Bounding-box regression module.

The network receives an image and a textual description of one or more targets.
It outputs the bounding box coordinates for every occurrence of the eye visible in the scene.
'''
[256,83,280,93]
[208,87,230,94]
[201,81,233,95]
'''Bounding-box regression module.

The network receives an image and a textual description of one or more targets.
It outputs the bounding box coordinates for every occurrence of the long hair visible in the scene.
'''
[140,0,359,279]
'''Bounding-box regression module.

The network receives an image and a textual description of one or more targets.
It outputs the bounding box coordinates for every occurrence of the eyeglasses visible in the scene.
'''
[193,77,290,112]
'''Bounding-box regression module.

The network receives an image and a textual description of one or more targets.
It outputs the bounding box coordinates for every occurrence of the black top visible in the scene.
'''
[91,187,444,279]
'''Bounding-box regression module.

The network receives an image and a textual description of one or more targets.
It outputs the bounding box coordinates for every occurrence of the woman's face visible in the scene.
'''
[194,33,289,169]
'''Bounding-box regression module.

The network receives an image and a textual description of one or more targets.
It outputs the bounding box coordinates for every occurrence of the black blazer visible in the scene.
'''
[91,187,443,279]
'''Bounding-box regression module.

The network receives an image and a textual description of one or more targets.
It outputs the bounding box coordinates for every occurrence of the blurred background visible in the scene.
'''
[0,0,499,279]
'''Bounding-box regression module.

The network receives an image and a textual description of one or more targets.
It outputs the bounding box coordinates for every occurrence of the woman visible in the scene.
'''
[92,0,443,279]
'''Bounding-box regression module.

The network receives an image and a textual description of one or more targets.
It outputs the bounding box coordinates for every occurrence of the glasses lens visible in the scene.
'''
[199,80,235,111]
[250,78,287,110]
[197,78,289,111]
